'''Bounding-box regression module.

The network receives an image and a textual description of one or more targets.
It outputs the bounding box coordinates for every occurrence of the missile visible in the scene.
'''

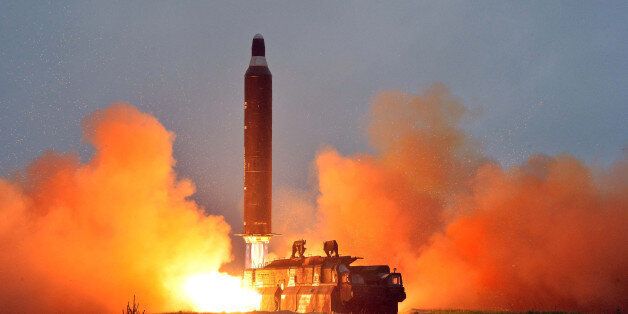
[242,34,272,269]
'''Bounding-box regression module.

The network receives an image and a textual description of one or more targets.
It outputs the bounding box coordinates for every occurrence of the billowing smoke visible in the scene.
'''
[275,84,627,312]
[0,104,241,313]
[2,87,625,313]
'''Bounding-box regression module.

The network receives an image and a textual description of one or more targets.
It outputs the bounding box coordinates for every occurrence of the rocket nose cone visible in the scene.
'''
[252,34,265,57]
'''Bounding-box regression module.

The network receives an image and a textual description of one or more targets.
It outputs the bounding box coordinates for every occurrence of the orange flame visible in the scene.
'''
[0,104,259,313]
[176,272,261,312]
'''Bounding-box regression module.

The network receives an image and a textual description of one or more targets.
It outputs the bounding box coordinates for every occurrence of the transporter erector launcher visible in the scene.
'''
[242,34,273,269]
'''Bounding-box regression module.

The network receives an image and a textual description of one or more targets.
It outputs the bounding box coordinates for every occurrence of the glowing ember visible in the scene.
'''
[178,272,261,312]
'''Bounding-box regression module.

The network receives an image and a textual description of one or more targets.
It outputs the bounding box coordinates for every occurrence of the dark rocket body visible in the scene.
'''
[244,34,272,236]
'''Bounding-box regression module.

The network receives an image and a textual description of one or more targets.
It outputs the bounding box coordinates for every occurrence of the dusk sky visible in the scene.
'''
[1,1,627,236]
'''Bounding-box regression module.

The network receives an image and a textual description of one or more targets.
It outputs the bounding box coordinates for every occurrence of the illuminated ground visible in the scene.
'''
[409,310,574,314]
[162,311,574,314]
[161,312,293,314]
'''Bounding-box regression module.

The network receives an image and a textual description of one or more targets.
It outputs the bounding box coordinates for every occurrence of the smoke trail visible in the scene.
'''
[0,104,238,313]
[275,84,627,312]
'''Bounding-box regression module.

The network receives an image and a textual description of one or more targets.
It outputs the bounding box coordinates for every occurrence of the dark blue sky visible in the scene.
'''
[1,1,627,230]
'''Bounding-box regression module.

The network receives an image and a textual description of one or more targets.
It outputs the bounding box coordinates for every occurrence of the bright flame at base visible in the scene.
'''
[180,272,261,312]
[244,235,271,269]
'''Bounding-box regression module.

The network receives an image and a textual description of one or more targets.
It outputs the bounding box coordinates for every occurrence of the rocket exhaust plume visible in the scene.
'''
[0,104,260,313]
[241,33,273,269]
[274,84,628,312]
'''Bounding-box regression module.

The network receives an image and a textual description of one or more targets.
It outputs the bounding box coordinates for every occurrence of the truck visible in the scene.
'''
[243,240,406,313]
